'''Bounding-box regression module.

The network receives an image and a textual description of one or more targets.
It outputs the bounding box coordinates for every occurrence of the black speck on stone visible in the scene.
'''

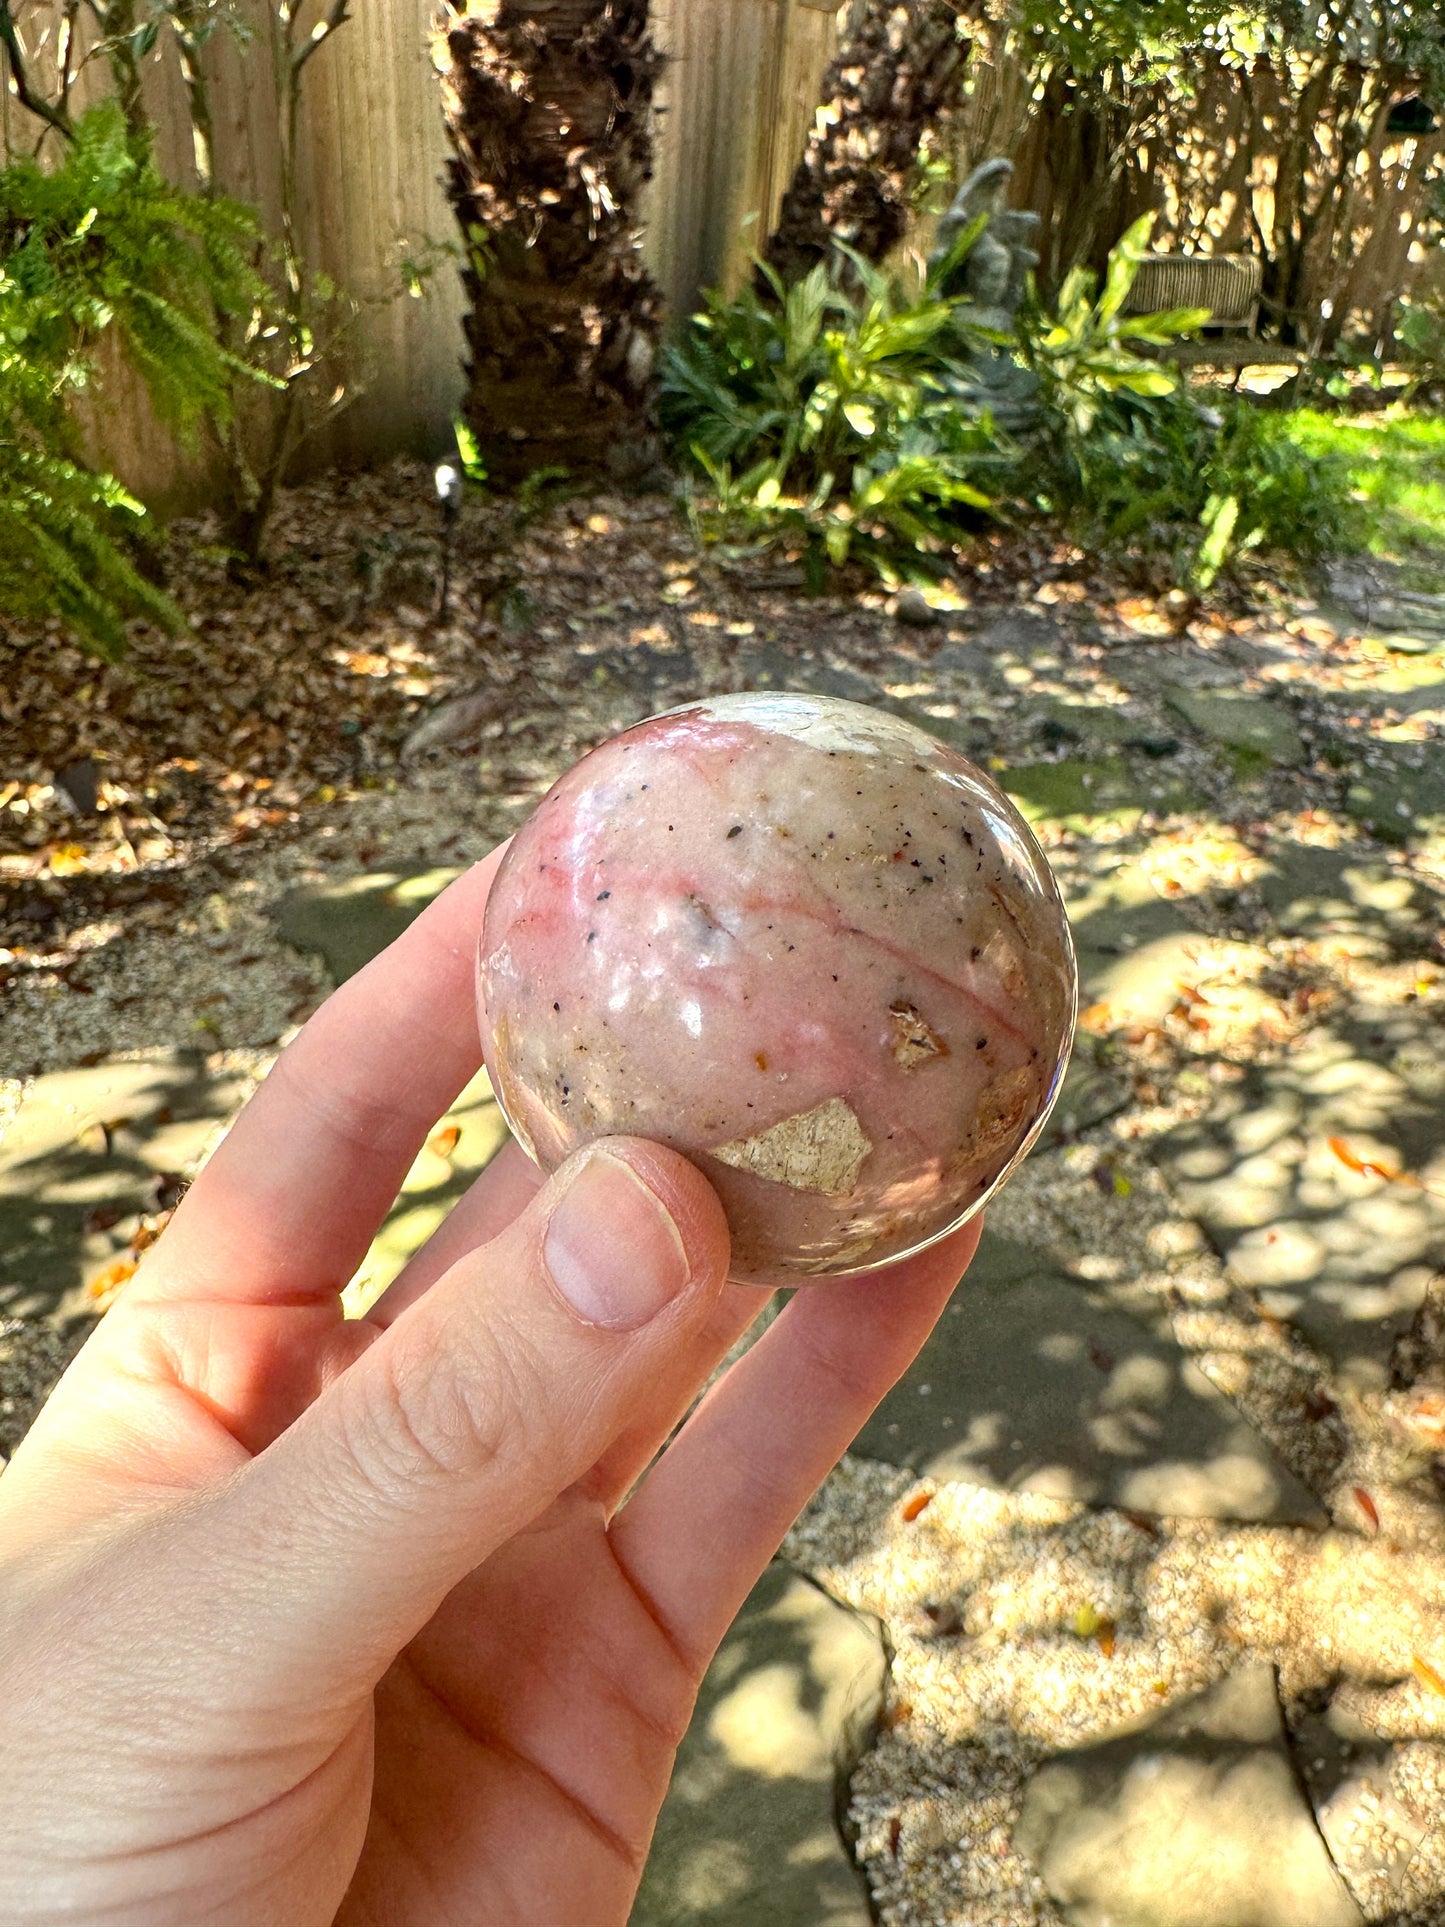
[597,890,611,900]
[727,825,743,838]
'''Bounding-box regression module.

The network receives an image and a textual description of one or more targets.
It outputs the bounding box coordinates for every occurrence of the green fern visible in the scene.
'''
[1,101,271,441]
[0,102,275,655]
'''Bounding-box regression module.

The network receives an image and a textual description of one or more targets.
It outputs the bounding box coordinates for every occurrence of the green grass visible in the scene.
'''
[1281,408,1445,580]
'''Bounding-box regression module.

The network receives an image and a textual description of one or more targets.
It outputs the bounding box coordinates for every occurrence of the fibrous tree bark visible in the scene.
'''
[435,0,665,486]
[763,0,970,287]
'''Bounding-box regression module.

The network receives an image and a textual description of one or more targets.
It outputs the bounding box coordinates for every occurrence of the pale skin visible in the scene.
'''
[0,845,980,1927]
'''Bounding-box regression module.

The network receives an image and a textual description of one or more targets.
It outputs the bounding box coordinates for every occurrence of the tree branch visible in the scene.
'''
[291,0,348,76]
[0,0,75,138]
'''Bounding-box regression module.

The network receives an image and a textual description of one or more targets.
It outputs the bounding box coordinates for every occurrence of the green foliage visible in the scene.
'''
[1397,292,1445,402]
[1,102,270,442]
[661,249,1006,579]
[0,443,180,657]
[663,217,1375,592]
[1283,409,1445,581]
[1011,0,1445,94]
[453,417,488,487]
[1015,216,1209,439]
[1015,219,1359,585]
[1032,390,1363,588]
[0,103,271,654]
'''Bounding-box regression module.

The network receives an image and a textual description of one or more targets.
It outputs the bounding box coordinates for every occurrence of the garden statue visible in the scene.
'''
[928,157,1043,430]
[929,157,1041,330]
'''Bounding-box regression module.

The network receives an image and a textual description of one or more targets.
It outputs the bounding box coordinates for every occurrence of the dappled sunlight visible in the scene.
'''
[340,1066,508,1318]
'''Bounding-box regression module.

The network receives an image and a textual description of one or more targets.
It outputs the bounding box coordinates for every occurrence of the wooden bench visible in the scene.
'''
[1122,252,1302,368]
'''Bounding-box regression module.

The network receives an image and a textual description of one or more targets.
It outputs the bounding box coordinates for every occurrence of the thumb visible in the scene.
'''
[201,1138,730,1686]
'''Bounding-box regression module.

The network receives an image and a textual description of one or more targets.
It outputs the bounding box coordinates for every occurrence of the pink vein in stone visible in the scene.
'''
[563,857,1034,1050]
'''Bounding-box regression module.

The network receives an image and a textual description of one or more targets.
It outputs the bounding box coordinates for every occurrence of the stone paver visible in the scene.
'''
[0,1049,256,1319]
[1156,1005,1445,1381]
[1345,745,1445,845]
[276,865,465,984]
[852,1232,1322,1521]
[1164,686,1305,768]
[1016,1663,1363,1927]
[1254,844,1441,952]
[1004,756,1199,832]
[631,1564,884,1927]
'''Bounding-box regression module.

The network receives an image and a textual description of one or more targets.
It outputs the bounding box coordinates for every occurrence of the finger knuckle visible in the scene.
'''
[350,1325,536,1497]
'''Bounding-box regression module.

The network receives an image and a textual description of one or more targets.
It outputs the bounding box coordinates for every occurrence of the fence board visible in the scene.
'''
[646,0,837,318]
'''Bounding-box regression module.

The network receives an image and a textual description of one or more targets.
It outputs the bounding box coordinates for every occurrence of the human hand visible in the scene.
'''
[0,845,980,1927]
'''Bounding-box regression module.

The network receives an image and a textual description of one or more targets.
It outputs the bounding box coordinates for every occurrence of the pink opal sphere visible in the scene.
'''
[478,693,1077,1285]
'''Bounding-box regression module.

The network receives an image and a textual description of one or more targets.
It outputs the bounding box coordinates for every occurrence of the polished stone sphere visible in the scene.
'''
[479,692,1077,1285]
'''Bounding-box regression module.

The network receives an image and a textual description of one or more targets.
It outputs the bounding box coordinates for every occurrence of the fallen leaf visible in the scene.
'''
[1414,1655,1445,1698]
[47,842,87,875]
[1353,1486,1380,1532]
[901,1489,933,1522]
[131,1210,173,1255]
[88,1257,136,1304]
[1077,1002,1115,1034]
[1097,1619,1117,1660]
[1328,1135,1406,1183]
[427,1123,462,1159]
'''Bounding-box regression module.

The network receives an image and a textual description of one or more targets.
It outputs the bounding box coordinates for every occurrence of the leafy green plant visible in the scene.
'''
[0,430,180,657]
[452,417,489,488]
[1283,407,1445,579]
[1028,385,1362,588]
[1011,215,1362,586]
[665,212,1370,593]
[2,103,269,438]
[1015,215,1209,440]
[662,247,1006,579]
[0,102,272,653]
[1397,292,1445,402]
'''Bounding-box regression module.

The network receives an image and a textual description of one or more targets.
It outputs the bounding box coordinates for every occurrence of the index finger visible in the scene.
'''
[142,846,507,1309]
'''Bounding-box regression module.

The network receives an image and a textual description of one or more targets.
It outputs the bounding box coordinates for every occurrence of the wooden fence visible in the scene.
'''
[6,0,1443,508]
[954,43,1445,349]
[4,0,846,507]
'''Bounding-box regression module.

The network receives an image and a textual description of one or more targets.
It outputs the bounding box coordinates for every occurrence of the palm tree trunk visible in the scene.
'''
[435,0,665,487]
[763,0,969,287]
